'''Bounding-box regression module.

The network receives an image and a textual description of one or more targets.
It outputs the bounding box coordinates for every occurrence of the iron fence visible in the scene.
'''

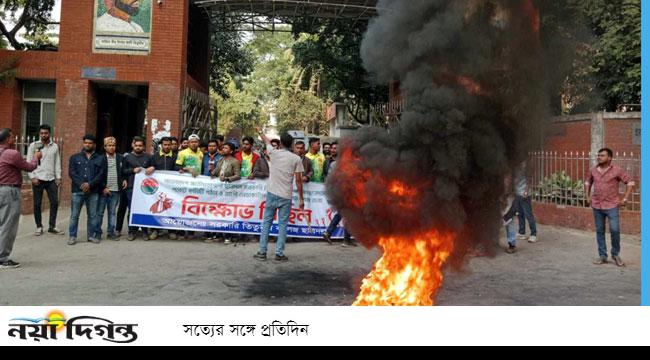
[528,151,640,212]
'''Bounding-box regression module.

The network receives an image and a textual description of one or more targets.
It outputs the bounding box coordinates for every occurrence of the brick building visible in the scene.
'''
[0,0,212,207]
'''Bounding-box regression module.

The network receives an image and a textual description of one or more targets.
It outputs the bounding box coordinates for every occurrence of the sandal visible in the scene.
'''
[593,257,608,265]
[612,256,626,267]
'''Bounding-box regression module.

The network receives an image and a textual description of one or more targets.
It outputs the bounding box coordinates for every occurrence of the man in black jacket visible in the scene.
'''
[95,137,127,241]
[152,137,178,171]
[122,136,154,241]
[149,136,178,240]
[68,135,106,246]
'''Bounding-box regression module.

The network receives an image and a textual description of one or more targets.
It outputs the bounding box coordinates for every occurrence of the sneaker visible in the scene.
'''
[67,238,77,246]
[322,232,333,245]
[505,244,517,254]
[148,231,159,241]
[517,234,529,241]
[612,255,626,267]
[48,228,65,235]
[127,234,136,241]
[203,239,215,244]
[224,239,232,245]
[275,254,289,262]
[107,234,119,241]
[527,235,538,243]
[254,252,267,261]
[88,237,101,244]
[169,233,178,240]
[593,256,608,265]
[35,227,44,236]
[0,260,21,269]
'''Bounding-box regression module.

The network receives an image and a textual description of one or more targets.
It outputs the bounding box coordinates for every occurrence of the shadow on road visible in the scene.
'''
[244,270,359,299]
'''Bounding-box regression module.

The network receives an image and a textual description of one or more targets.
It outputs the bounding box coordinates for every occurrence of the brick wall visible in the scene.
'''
[0,0,204,211]
[0,78,23,131]
[544,112,640,156]
[605,118,640,155]
[533,202,640,235]
[544,118,592,153]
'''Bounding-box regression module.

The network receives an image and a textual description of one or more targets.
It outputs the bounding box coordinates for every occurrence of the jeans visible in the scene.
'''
[516,195,537,236]
[69,192,99,239]
[593,208,621,257]
[326,213,351,241]
[96,192,120,237]
[33,180,59,229]
[259,192,292,256]
[506,220,517,246]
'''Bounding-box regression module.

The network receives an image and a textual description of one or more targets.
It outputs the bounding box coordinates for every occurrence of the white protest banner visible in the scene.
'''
[129,171,345,238]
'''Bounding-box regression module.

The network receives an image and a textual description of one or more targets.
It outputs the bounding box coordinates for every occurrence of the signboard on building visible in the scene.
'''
[93,0,153,55]
[81,67,117,80]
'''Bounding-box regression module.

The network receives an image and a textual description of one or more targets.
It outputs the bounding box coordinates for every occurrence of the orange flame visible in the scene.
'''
[456,75,486,96]
[353,231,455,306]
[389,181,417,197]
[336,145,456,306]
[337,148,370,208]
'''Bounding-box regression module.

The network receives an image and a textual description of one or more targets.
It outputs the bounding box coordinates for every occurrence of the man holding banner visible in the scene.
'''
[254,129,305,262]
[123,137,155,241]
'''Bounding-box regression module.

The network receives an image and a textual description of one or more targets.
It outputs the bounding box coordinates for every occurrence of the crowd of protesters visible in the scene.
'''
[0,124,635,269]
[0,125,355,268]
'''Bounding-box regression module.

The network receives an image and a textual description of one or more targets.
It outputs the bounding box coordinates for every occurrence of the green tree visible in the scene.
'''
[215,80,260,136]
[541,0,640,113]
[0,0,57,50]
[276,89,328,135]
[245,31,297,103]
[290,18,388,124]
[214,29,328,137]
[580,0,641,110]
[209,22,254,99]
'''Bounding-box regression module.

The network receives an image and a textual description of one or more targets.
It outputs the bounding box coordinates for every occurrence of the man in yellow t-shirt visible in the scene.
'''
[176,134,204,177]
[305,138,326,183]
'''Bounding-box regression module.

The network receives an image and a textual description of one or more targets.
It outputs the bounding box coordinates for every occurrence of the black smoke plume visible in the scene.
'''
[327,0,555,268]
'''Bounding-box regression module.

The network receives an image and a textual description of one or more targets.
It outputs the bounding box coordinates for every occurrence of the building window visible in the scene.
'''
[22,81,56,140]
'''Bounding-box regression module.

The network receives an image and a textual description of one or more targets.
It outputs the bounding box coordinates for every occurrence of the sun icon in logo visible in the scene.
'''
[46,310,66,332]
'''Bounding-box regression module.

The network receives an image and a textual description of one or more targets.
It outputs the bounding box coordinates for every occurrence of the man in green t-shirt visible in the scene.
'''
[175,134,203,177]
[305,138,326,183]
[235,136,260,179]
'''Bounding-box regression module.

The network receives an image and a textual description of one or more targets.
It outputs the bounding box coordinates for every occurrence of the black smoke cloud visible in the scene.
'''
[327,0,553,267]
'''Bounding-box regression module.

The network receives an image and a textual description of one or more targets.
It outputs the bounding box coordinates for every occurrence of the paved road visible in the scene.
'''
[0,208,640,306]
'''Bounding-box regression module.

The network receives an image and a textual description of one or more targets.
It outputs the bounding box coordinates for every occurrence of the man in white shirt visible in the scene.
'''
[96,0,144,33]
[254,128,304,262]
[27,125,64,236]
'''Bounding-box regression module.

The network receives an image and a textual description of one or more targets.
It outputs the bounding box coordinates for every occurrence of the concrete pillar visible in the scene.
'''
[590,112,605,165]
